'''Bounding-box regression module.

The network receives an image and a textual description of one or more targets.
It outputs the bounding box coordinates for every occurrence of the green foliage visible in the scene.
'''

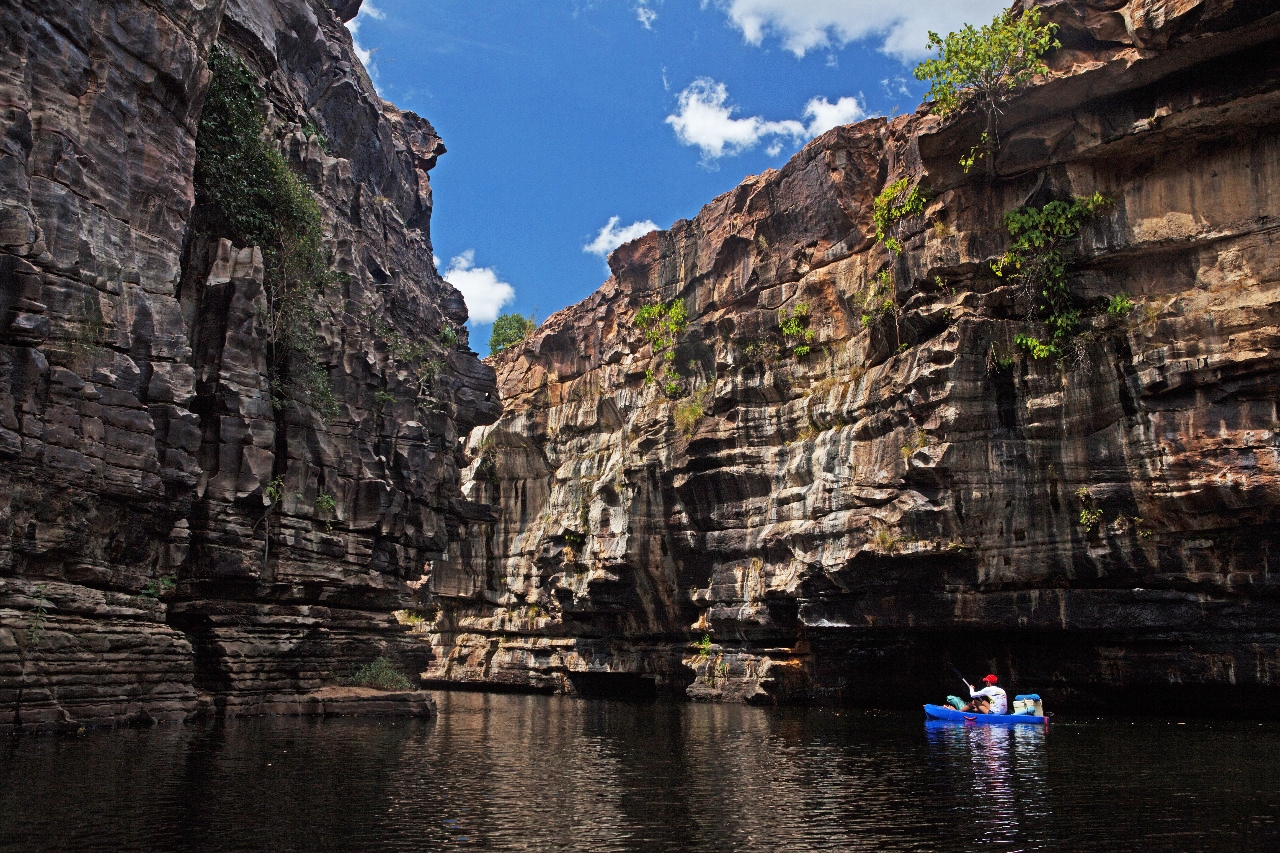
[438,325,459,348]
[778,302,816,357]
[1079,507,1103,532]
[900,428,929,460]
[264,476,286,506]
[636,298,688,395]
[344,657,413,691]
[489,312,537,354]
[694,634,713,658]
[359,308,445,407]
[873,179,926,253]
[994,192,1111,358]
[914,9,1059,170]
[1014,333,1058,360]
[959,132,992,175]
[674,380,714,436]
[860,270,898,327]
[141,574,177,600]
[873,529,902,552]
[316,492,337,514]
[1107,293,1135,316]
[195,46,337,419]
[301,121,328,153]
[1074,486,1103,532]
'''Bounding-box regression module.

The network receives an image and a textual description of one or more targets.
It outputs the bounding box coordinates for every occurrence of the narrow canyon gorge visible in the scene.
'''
[1,0,1278,732]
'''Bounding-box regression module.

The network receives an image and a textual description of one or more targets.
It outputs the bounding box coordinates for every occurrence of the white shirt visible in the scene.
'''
[970,684,1008,714]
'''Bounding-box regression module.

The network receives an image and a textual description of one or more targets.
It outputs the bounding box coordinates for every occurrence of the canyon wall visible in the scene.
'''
[429,0,1280,715]
[0,0,498,730]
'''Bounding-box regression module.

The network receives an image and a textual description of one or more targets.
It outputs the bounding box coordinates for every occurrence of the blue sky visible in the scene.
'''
[346,0,1006,354]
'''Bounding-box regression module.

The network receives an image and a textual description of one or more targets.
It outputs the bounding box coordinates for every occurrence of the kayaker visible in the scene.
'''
[966,674,1008,714]
[959,695,992,714]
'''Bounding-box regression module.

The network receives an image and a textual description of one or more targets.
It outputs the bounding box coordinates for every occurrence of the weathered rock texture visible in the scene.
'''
[0,0,495,731]
[432,0,1280,715]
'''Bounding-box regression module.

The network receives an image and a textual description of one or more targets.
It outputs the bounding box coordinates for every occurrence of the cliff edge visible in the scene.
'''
[430,0,1280,715]
[0,0,499,730]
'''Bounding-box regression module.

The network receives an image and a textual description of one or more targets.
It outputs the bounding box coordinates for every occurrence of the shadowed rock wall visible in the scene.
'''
[430,0,1280,715]
[0,0,498,730]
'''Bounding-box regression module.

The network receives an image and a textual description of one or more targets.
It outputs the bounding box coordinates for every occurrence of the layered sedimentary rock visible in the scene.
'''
[0,0,496,730]
[430,0,1280,714]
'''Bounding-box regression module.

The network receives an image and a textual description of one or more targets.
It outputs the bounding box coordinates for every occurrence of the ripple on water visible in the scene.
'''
[1,694,1279,852]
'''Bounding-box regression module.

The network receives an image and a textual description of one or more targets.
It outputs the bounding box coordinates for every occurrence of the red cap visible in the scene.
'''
[982,674,998,683]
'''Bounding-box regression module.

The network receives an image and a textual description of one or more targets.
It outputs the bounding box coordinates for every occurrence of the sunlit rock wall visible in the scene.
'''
[430,0,1280,714]
[0,0,498,730]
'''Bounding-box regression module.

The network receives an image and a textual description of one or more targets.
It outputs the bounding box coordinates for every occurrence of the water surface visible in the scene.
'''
[1,692,1277,852]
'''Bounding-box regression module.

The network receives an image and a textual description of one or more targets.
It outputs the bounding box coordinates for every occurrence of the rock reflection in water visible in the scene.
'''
[2,693,1280,852]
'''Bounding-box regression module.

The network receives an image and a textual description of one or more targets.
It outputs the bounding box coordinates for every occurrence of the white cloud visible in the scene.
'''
[441,251,515,325]
[584,216,659,258]
[666,79,866,162]
[345,3,385,86]
[705,0,1010,61]
[666,78,804,162]
[636,2,658,29]
[802,95,866,136]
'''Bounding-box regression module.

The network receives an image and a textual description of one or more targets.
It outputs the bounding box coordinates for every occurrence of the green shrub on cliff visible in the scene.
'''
[195,46,337,419]
[873,179,926,254]
[914,8,1059,173]
[636,298,688,396]
[777,303,815,357]
[994,192,1111,358]
[490,312,537,354]
[345,657,413,691]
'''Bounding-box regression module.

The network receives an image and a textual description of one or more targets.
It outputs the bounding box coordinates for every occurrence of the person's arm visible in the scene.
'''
[968,683,980,699]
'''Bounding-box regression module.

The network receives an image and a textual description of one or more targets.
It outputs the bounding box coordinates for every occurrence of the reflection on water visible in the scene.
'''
[925,722,1048,847]
[1,693,1278,852]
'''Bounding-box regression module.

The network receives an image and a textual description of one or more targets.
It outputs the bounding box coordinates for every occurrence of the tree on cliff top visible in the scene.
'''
[914,8,1059,173]
[489,312,536,354]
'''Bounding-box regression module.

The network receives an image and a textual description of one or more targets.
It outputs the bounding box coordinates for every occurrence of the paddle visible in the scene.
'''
[948,664,973,692]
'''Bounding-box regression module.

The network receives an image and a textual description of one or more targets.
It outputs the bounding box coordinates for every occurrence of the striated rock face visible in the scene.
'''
[0,0,495,730]
[430,0,1280,714]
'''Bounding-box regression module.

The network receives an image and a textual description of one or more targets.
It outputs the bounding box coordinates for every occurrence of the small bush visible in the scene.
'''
[874,179,926,254]
[1106,293,1134,316]
[141,574,177,599]
[994,193,1111,358]
[637,298,688,395]
[674,399,704,436]
[345,657,413,691]
[778,302,816,357]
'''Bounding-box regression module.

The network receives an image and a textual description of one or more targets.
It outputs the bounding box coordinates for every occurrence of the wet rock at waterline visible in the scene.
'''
[430,0,1280,715]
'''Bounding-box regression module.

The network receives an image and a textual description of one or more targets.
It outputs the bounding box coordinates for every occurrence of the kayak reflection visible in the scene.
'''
[925,721,1049,846]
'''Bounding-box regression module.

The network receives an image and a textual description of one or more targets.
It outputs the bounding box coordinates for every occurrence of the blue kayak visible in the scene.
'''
[924,704,1049,726]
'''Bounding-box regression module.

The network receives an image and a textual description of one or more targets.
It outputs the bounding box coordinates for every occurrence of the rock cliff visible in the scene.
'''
[430,0,1280,715]
[0,0,498,731]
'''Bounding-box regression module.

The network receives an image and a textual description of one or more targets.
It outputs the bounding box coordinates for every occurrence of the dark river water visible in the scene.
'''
[1,692,1278,852]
